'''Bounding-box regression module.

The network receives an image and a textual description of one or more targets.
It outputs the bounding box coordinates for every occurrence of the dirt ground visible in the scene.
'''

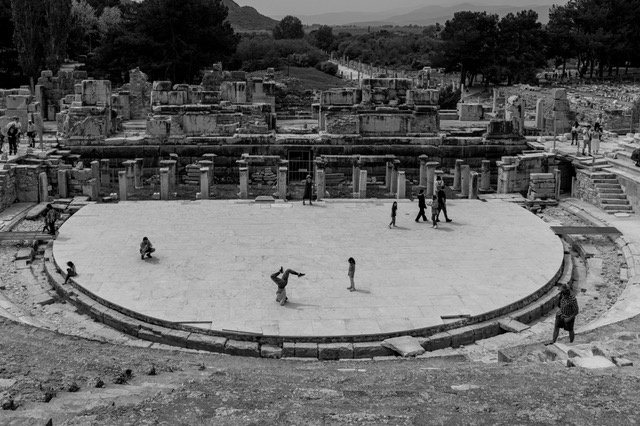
[1,205,639,425]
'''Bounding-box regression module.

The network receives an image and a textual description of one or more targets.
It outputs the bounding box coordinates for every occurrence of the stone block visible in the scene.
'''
[6,95,29,110]
[568,356,616,369]
[381,336,425,357]
[450,326,476,348]
[224,339,260,357]
[552,88,567,100]
[81,80,111,106]
[260,344,282,359]
[567,348,592,358]
[185,334,227,353]
[294,342,318,358]
[153,81,173,91]
[353,342,395,358]
[318,342,354,360]
[201,91,221,104]
[137,324,165,343]
[613,357,633,367]
[102,310,140,337]
[15,247,34,261]
[498,319,531,333]
[282,342,295,357]
[421,332,452,351]
[151,90,169,105]
[167,91,186,105]
[162,329,191,348]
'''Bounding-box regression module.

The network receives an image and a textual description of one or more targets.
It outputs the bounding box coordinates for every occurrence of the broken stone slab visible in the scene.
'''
[591,345,621,360]
[15,247,34,261]
[25,202,48,220]
[613,357,633,367]
[498,319,530,333]
[568,356,616,369]
[381,336,425,357]
[567,347,592,358]
[0,378,17,389]
[33,292,55,306]
[544,345,568,361]
[450,384,481,391]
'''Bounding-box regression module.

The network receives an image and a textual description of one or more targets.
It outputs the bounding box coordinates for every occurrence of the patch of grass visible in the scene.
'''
[276,66,351,92]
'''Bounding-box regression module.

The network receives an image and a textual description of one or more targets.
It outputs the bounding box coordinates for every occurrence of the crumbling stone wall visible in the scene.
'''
[574,170,599,206]
[14,165,42,202]
[37,69,88,120]
[497,152,557,194]
[126,68,152,120]
[0,168,17,211]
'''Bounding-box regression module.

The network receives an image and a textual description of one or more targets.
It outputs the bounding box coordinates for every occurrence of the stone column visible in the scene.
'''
[352,161,360,193]
[202,153,217,182]
[39,172,48,203]
[426,162,438,197]
[278,167,287,200]
[418,155,429,187]
[83,178,99,201]
[90,161,100,188]
[239,166,249,199]
[554,169,562,199]
[492,88,498,114]
[123,160,136,190]
[461,165,470,197]
[359,170,367,199]
[159,160,177,193]
[480,160,491,192]
[134,158,144,189]
[386,162,393,190]
[118,170,128,201]
[469,171,479,199]
[57,169,68,198]
[159,168,169,200]
[100,159,110,187]
[397,171,406,200]
[390,166,399,195]
[200,168,210,199]
[199,160,214,185]
[315,168,325,201]
[535,99,544,130]
[518,98,526,135]
[453,159,464,191]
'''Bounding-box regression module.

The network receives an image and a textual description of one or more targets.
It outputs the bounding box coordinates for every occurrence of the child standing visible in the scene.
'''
[389,201,397,228]
[347,258,356,292]
[428,195,439,228]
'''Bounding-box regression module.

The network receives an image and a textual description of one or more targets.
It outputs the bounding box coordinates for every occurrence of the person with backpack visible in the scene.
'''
[5,117,21,155]
[26,120,36,148]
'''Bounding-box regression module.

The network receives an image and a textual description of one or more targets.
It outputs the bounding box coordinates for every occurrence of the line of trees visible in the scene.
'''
[2,0,639,90]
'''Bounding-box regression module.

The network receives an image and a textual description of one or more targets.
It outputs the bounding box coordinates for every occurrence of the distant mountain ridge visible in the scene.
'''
[221,0,277,31]
[295,3,554,26]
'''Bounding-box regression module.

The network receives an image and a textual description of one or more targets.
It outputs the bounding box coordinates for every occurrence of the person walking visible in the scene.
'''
[428,195,439,228]
[347,257,356,292]
[570,121,579,145]
[5,117,20,156]
[551,284,579,344]
[140,237,156,259]
[582,124,592,156]
[270,266,305,305]
[415,189,428,223]
[45,204,60,235]
[436,187,452,223]
[26,120,36,148]
[302,174,313,205]
[389,201,397,228]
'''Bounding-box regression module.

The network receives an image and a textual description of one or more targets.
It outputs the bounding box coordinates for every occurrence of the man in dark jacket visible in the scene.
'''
[415,189,428,222]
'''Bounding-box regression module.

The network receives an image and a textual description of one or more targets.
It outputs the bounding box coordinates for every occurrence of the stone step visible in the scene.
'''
[598,193,627,200]
[605,158,640,179]
[596,188,623,194]
[592,179,619,184]
[616,140,638,154]
[595,183,621,189]
[600,198,629,205]
[602,204,633,211]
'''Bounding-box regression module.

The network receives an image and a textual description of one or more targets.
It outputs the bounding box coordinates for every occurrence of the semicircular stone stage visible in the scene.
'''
[53,199,563,338]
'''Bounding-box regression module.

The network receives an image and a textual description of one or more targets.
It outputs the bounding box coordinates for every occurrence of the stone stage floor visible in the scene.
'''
[52,198,564,337]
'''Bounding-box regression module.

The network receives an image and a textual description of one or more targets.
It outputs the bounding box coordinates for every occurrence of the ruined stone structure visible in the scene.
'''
[36,69,88,121]
[57,79,115,142]
[496,152,560,194]
[544,88,576,135]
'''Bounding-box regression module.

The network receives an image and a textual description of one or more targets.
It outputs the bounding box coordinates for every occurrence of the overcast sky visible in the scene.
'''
[234,0,557,18]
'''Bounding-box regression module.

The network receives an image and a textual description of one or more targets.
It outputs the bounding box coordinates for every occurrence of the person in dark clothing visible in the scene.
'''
[632,148,640,167]
[45,204,60,235]
[436,188,452,223]
[552,284,579,343]
[6,117,20,155]
[302,175,313,205]
[64,261,77,284]
[389,202,397,228]
[415,189,428,222]
[271,266,305,305]
[140,237,156,260]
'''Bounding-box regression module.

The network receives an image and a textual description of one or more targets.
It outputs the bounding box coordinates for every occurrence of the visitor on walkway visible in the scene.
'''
[26,120,36,148]
[270,266,305,305]
[415,189,428,222]
[436,187,452,223]
[45,204,60,235]
[592,124,602,155]
[347,257,356,292]
[434,175,446,194]
[582,124,592,156]
[389,201,397,228]
[140,237,156,259]
[570,121,579,145]
[5,117,20,156]
[428,195,439,228]
[64,261,77,284]
[302,175,313,205]
[552,284,579,344]
[632,148,640,167]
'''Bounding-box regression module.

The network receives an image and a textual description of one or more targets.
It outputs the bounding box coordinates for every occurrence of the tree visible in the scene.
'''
[273,15,304,40]
[69,0,99,55]
[89,0,239,84]
[436,11,499,86]
[97,6,123,39]
[312,25,334,51]
[11,0,45,89]
[0,0,20,87]
[42,0,72,71]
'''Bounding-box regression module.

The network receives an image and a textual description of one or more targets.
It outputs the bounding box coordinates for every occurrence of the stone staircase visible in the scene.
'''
[588,170,633,213]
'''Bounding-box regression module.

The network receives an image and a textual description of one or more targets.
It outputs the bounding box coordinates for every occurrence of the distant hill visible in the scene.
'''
[297,3,554,27]
[221,0,278,32]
